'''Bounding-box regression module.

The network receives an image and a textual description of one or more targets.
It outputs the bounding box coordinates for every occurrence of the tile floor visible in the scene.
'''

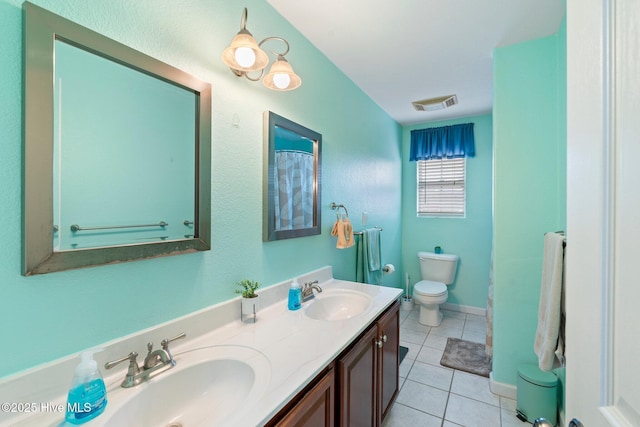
[383,305,524,427]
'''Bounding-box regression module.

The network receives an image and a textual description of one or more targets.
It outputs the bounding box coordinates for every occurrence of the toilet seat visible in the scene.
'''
[414,280,447,297]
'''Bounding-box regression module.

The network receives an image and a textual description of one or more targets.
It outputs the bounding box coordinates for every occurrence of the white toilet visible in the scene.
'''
[413,251,459,326]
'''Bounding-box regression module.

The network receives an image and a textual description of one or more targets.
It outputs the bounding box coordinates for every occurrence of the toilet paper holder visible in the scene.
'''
[382,264,395,274]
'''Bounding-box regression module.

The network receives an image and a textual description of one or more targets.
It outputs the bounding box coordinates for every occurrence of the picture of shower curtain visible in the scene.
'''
[274,150,314,230]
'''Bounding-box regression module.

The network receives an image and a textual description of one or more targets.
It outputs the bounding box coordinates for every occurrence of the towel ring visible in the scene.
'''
[330,202,349,219]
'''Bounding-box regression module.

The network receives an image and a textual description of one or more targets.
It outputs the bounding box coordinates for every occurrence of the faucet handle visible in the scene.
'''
[161,332,186,366]
[104,351,141,388]
[161,332,186,350]
[104,351,139,371]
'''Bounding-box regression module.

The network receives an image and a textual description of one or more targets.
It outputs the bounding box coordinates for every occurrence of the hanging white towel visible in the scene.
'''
[534,232,565,371]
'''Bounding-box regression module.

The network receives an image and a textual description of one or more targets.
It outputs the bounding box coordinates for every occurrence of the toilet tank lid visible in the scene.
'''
[418,251,459,261]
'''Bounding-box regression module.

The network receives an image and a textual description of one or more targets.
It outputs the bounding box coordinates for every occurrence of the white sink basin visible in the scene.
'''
[100,345,270,427]
[305,289,373,321]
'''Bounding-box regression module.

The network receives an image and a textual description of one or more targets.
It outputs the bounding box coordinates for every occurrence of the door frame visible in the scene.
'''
[566,0,639,424]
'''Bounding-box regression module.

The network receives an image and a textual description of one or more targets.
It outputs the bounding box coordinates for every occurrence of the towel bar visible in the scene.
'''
[354,227,383,235]
[70,221,168,232]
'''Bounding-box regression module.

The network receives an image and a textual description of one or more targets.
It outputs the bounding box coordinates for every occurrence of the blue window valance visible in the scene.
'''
[410,123,476,161]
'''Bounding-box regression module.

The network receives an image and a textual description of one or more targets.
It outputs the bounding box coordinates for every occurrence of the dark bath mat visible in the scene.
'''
[440,338,491,378]
[399,346,409,365]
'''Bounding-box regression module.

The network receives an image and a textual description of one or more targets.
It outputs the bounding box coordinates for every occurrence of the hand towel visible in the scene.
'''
[343,218,354,248]
[366,228,381,272]
[356,228,382,285]
[331,218,354,249]
[534,232,565,371]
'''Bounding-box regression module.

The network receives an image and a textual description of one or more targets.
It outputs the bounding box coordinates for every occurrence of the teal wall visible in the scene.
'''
[0,0,402,378]
[492,27,566,386]
[401,115,493,308]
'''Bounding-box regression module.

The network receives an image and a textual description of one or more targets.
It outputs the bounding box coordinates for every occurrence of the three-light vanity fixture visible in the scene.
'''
[222,8,302,91]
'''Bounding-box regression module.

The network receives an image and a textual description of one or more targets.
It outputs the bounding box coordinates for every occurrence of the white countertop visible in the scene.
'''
[201,279,401,426]
[0,267,402,427]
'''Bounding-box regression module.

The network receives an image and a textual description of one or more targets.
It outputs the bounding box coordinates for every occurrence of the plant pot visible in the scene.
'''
[241,295,260,317]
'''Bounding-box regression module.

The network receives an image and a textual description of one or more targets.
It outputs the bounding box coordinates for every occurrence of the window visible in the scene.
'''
[417,158,466,217]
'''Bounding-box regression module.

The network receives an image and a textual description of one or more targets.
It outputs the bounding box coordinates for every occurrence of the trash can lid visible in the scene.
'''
[518,364,558,387]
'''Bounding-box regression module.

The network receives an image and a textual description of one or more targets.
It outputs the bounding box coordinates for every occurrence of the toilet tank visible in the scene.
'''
[418,252,459,284]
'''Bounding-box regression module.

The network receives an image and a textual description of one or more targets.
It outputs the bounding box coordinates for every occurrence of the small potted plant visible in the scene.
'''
[235,279,261,319]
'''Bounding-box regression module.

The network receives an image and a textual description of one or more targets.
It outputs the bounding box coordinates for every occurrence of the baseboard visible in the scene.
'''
[489,371,517,400]
[441,302,486,317]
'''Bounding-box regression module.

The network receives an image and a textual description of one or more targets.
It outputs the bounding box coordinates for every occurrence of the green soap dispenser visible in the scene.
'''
[65,349,108,424]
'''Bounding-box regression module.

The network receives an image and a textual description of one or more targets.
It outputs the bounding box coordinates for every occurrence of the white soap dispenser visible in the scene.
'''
[65,348,108,424]
[288,278,302,310]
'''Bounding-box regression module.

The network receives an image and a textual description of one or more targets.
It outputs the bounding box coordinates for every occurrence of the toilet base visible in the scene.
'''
[418,304,443,326]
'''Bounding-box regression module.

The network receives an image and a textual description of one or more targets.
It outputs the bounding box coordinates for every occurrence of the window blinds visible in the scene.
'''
[417,158,465,217]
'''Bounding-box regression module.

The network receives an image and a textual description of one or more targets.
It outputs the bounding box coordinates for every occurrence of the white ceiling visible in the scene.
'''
[267,0,565,125]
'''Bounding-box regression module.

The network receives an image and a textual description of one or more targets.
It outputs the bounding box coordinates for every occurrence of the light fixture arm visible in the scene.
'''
[242,69,264,82]
[242,37,291,82]
[238,8,290,57]
[240,7,248,31]
[258,36,290,57]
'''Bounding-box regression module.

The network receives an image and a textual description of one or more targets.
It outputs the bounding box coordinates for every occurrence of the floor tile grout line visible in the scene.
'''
[442,385,452,426]
[394,307,513,427]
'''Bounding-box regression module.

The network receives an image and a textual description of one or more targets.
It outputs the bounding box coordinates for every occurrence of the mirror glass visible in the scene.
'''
[53,40,197,250]
[24,3,211,275]
[263,111,321,241]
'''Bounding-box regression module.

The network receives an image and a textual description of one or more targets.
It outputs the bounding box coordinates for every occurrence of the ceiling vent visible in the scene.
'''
[412,95,458,112]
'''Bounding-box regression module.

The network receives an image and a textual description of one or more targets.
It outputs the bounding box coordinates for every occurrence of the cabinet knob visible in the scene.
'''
[376,335,387,348]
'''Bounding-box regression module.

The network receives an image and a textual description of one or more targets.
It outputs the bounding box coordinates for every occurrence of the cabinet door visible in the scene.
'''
[338,325,378,427]
[275,367,335,427]
[377,301,400,423]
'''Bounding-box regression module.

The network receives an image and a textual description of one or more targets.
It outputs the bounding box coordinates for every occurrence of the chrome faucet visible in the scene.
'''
[143,342,171,369]
[144,333,183,368]
[105,332,186,388]
[302,280,322,302]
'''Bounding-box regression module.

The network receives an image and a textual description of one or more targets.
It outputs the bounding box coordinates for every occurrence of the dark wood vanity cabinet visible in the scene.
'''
[268,301,399,427]
[271,366,336,427]
[338,326,378,425]
[338,300,400,426]
[377,301,400,422]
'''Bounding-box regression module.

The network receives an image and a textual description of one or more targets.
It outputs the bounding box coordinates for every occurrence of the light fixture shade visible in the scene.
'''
[221,31,269,72]
[263,56,302,91]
